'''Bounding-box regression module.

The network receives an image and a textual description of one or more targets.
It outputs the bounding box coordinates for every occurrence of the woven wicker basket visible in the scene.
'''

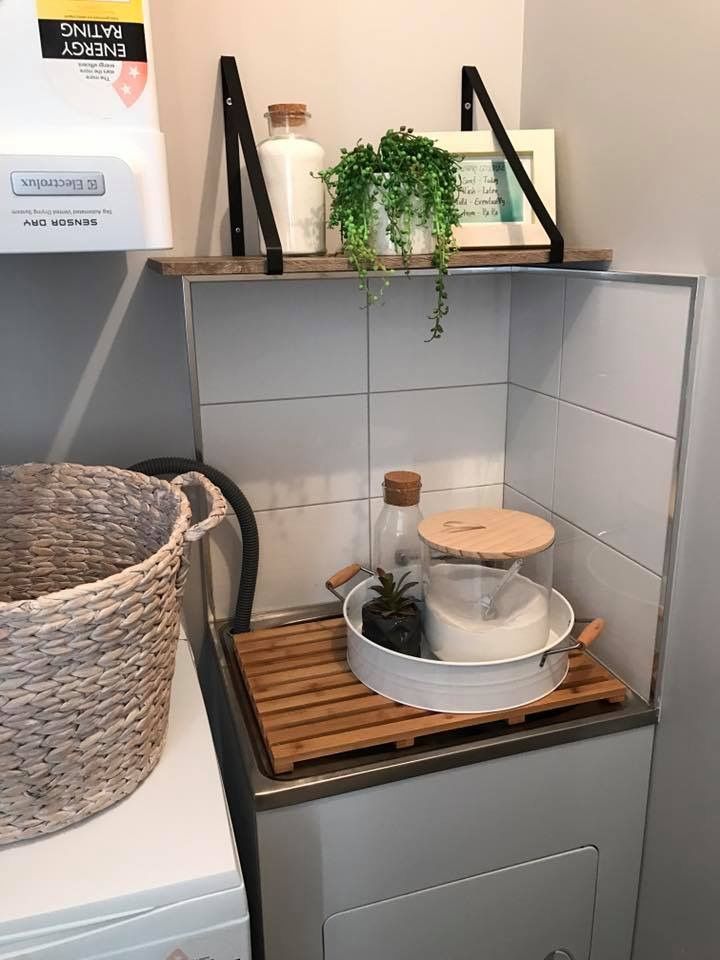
[0,463,227,845]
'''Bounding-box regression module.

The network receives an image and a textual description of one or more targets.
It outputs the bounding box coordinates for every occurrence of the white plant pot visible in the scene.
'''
[372,201,435,256]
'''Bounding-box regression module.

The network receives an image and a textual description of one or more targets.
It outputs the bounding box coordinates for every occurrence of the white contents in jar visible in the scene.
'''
[424,564,550,662]
[258,103,325,255]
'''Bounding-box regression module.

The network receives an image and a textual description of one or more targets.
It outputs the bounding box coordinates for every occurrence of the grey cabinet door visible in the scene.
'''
[323,847,598,960]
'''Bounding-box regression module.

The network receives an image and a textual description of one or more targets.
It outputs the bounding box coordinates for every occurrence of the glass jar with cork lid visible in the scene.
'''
[373,471,423,582]
[418,507,556,662]
[257,102,325,255]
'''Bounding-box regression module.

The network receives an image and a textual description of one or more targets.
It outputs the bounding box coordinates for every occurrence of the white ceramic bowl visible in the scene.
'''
[343,578,575,714]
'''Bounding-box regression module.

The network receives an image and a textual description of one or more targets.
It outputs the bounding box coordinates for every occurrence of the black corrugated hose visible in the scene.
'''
[128,457,258,634]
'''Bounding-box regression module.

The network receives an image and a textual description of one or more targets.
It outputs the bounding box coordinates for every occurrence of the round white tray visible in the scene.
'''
[343,579,575,714]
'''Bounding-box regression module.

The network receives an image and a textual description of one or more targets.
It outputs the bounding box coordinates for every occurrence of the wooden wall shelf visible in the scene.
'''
[148,248,612,279]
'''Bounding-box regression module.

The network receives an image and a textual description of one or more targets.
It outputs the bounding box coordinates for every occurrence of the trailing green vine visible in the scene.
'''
[316,128,462,340]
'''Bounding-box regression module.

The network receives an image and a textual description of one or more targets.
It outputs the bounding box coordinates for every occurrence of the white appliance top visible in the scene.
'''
[0,639,244,941]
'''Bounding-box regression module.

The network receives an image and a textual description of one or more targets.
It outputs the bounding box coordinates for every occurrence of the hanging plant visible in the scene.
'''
[316,128,462,340]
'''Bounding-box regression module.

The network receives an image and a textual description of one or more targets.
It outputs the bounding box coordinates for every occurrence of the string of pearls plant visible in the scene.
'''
[316,128,462,340]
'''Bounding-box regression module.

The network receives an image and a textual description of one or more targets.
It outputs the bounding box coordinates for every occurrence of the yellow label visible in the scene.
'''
[36,0,144,23]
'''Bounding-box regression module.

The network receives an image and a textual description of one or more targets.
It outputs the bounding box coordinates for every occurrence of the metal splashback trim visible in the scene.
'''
[175,266,697,286]
[649,275,703,705]
[182,276,204,462]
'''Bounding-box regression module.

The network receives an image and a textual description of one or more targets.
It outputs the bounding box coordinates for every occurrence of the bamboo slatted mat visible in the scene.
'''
[233,618,626,775]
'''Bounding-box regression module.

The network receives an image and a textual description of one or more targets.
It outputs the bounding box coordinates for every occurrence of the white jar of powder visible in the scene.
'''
[257,102,325,255]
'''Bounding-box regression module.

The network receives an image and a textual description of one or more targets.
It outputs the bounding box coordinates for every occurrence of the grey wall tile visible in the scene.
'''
[369,275,510,391]
[503,485,552,521]
[201,394,368,511]
[209,500,370,618]
[552,516,661,700]
[502,491,661,698]
[193,279,367,403]
[509,273,565,395]
[554,402,675,573]
[418,483,504,515]
[370,385,507,495]
[505,385,558,508]
[561,278,691,435]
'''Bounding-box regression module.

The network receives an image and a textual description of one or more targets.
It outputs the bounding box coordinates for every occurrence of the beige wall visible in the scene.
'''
[151,0,525,255]
[521,1,720,274]
[0,2,525,466]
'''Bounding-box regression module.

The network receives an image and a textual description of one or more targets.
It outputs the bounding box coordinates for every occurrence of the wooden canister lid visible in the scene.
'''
[383,471,421,506]
[417,508,555,560]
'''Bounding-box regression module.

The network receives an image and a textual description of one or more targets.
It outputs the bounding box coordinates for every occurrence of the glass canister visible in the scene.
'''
[257,102,325,255]
[373,471,423,582]
[418,507,555,662]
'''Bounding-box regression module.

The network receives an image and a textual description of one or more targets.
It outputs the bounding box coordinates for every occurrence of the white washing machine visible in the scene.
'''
[0,638,251,960]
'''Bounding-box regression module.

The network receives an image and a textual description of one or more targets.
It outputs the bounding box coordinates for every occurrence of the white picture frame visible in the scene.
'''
[421,129,556,247]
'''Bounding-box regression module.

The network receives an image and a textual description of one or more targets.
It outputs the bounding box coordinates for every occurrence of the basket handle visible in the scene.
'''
[171,472,227,541]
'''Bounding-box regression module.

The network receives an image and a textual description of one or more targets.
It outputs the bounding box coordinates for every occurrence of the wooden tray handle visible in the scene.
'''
[540,617,606,668]
[326,564,364,593]
[577,618,605,648]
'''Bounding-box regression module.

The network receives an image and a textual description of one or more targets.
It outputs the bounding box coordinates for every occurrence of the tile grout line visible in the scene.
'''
[200,392,366,407]
[503,483,552,517]
[506,383,676,442]
[503,275,514,496]
[379,482,504,500]
[551,277,568,515]
[241,483,506,517]
[199,382,509,408]
[504,483,663,579]
[373,381,508,394]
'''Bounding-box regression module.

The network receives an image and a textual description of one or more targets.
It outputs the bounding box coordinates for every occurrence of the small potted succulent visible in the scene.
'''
[316,128,462,340]
[361,568,422,657]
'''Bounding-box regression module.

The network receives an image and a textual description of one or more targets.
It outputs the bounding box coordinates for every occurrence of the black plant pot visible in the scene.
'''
[361,600,422,657]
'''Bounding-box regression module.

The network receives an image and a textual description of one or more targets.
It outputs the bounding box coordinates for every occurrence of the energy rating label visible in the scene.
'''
[35,0,148,115]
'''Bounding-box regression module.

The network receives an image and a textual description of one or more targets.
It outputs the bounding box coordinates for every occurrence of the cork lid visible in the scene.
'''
[267,103,309,126]
[383,471,421,506]
[418,508,555,560]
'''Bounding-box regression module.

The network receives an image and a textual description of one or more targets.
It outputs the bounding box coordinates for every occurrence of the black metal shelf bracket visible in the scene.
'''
[220,56,283,274]
[461,65,564,263]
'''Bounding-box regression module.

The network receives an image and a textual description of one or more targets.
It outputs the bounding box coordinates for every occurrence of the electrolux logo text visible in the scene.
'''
[11,171,106,197]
